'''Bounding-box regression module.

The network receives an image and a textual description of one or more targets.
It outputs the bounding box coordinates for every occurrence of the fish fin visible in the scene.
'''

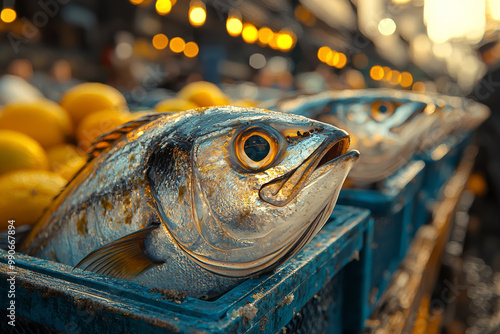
[75,225,163,280]
[87,113,164,161]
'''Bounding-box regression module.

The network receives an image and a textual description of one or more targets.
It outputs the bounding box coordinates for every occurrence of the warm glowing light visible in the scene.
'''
[412,81,426,92]
[388,70,401,85]
[318,47,331,62]
[392,0,410,3]
[156,0,172,15]
[276,31,294,51]
[370,65,384,81]
[152,33,168,50]
[183,41,199,57]
[189,4,206,27]
[242,23,258,43]
[226,17,243,37]
[400,72,413,87]
[1,8,16,23]
[130,0,145,4]
[383,66,392,81]
[169,37,185,53]
[327,52,339,67]
[294,5,316,26]
[258,27,273,45]
[325,50,336,66]
[269,34,279,49]
[488,0,500,20]
[424,0,485,43]
[334,53,347,69]
[378,18,396,36]
[432,42,452,58]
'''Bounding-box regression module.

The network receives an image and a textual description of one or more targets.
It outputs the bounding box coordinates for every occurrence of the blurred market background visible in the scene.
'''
[1,0,500,333]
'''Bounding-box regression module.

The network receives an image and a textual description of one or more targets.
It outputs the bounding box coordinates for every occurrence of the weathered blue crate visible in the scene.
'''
[414,131,473,228]
[338,160,425,331]
[0,206,371,334]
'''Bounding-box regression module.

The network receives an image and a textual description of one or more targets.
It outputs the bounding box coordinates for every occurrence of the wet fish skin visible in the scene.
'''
[263,89,490,186]
[263,89,443,185]
[21,106,358,298]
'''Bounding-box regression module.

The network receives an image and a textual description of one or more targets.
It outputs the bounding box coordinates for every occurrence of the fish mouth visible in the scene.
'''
[259,132,353,206]
[177,134,360,279]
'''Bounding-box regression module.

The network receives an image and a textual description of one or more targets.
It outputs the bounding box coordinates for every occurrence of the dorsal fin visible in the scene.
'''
[87,113,164,162]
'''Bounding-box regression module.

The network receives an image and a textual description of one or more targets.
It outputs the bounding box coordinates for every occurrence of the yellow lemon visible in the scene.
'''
[178,81,230,107]
[155,98,198,113]
[76,109,132,152]
[60,82,128,124]
[47,144,86,180]
[0,130,49,175]
[0,170,67,228]
[0,99,72,148]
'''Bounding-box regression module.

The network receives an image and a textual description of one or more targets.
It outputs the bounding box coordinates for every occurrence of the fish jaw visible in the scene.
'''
[181,148,359,278]
[259,130,351,206]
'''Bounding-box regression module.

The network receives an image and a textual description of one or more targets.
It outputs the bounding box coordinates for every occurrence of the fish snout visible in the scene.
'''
[259,131,352,207]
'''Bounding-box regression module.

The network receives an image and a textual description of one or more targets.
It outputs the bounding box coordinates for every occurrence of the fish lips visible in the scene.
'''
[259,132,359,206]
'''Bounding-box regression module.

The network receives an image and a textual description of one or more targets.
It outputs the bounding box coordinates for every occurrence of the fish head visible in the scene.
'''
[147,107,359,277]
[273,90,439,184]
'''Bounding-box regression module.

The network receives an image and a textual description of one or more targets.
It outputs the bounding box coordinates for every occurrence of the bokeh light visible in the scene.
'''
[412,81,426,92]
[1,8,16,23]
[189,4,206,27]
[370,65,385,81]
[318,46,331,63]
[152,33,168,50]
[155,0,172,15]
[169,37,185,53]
[258,27,273,45]
[242,23,258,43]
[115,43,133,60]
[335,53,347,69]
[226,17,243,37]
[249,53,266,69]
[327,51,338,66]
[383,66,392,81]
[389,70,401,85]
[378,18,397,36]
[183,41,199,58]
[276,31,294,51]
[294,5,316,26]
[352,54,369,69]
[400,72,413,88]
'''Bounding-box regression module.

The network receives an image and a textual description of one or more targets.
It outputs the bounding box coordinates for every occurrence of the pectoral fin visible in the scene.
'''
[75,225,163,280]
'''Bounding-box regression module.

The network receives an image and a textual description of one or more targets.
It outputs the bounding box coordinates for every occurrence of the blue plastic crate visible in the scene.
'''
[0,206,371,334]
[339,160,425,331]
[414,131,473,227]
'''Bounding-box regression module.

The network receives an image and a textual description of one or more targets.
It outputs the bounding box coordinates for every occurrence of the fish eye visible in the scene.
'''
[234,125,283,171]
[243,135,271,162]
[371,100,395,121]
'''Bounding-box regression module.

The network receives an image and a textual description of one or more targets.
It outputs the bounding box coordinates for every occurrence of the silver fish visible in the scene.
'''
[21,106,359,298]
[262,89,442,185]
[419,93,490,149]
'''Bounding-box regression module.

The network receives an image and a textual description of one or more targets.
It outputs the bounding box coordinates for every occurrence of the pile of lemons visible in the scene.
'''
[0,80,257,229]
[155,81,256,112]
[0,82,130,229]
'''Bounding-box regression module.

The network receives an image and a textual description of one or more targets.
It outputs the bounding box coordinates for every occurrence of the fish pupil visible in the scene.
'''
[244,135,270,162]
[379,105,388,113]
